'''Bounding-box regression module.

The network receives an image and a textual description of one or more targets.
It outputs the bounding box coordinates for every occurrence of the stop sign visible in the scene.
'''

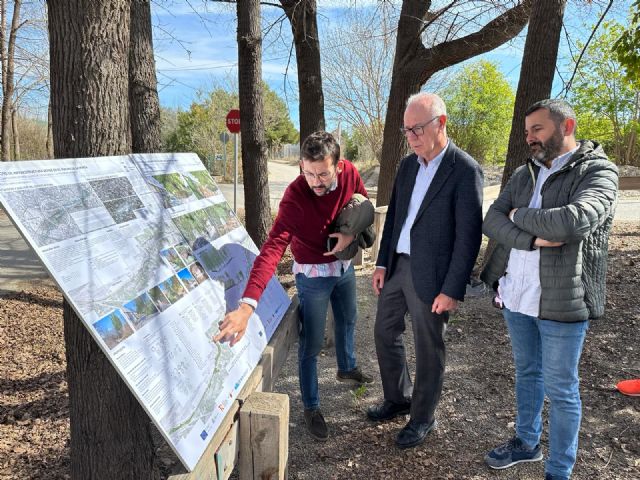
[226,109,241,134]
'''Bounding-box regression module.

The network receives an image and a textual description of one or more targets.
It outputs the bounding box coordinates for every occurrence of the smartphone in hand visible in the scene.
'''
[326,236,338,252]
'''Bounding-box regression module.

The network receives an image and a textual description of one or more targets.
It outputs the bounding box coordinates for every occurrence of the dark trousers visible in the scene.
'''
[374,255,447,423]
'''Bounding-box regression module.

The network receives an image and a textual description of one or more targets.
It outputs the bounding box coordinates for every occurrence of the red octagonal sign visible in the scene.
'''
[226,109,241,134]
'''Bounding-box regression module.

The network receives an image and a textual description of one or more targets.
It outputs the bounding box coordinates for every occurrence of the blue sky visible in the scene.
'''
[151,1,634,131]
[153,1,290,108]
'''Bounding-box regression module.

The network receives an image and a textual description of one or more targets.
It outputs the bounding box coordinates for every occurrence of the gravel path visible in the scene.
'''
[272,223,640,480]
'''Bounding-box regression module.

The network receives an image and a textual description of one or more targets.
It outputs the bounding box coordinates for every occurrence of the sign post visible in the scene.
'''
[226,109,241,212]
[219,132,229,179]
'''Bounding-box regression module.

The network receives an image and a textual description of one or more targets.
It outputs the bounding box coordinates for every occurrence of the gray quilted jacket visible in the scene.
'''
[332,193,375,260]
[481,140,618,321]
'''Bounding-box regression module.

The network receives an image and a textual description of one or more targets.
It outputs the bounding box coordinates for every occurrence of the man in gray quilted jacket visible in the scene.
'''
[481,99,618,480]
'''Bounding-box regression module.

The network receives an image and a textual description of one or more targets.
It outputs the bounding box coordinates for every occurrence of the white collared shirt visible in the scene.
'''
[498,147,578,317]
[396,142,448,255]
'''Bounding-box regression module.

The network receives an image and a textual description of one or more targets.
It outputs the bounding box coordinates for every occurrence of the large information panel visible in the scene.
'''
[0,153,290,470]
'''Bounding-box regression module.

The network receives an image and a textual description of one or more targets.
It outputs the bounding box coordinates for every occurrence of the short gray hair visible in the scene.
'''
[406,92,447,117]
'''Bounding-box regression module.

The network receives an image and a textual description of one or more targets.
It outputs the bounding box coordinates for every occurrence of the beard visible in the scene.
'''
[312,185,329,196]
[529,128,564,163]
[310,177,337,196]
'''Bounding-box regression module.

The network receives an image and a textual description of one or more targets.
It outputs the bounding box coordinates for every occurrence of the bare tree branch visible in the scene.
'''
[423,1,532,81]
[417,0,457,39]
[559,0,614,98]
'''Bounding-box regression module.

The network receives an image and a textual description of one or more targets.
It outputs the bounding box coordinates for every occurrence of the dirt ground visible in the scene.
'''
[1,222,639,480]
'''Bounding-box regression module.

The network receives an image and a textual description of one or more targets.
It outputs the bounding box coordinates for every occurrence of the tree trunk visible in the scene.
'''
[613,118,624,164]
[48,1,159,479]
[626,94,639,165]
[0,0,6,159]
[376,0,429,206]
[376,0,532,206]
[625,129,636,165]
[281,0,325,142]
[11,107,19,160]
[238,0,271,247]
[501,0,567,187]
[129,0,161,153]
[1,0,21,161]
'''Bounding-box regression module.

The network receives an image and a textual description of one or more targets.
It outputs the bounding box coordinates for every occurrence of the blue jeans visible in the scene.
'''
[503,308,589,478]
[295,264,357,410]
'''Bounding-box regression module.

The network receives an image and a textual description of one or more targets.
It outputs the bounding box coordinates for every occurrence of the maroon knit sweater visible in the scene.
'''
[243,159,367,301]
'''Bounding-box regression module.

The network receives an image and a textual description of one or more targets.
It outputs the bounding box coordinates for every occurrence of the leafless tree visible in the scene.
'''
[279,0,324,142]
[238,0,272,246]
[377,0,533,206]
[1,0,22,160]
[0,0,50,160]
[322,4,394,163]
[208,0,325,144]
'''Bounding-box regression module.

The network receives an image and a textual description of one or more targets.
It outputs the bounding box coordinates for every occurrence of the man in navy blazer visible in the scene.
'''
[368,92,483,448]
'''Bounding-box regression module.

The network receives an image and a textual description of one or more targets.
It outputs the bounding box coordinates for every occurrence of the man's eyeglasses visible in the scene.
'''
[400,116,440,137]
[302,170,334,181]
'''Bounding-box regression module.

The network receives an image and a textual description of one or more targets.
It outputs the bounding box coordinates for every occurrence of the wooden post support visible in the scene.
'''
[371,205,388,263]
[239,392,289,480]
[259,345,274,392]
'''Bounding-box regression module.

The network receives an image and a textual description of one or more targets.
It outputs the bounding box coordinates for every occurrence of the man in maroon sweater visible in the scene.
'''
[215,131,372,441]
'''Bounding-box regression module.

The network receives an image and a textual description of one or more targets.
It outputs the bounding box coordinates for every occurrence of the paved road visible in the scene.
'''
[221,159,299,211]
[222,175,640,222]
[0,212,56,293]
[1,164,638,293]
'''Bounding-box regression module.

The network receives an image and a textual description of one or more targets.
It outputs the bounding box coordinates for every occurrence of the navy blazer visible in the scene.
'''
[376,141,483,305]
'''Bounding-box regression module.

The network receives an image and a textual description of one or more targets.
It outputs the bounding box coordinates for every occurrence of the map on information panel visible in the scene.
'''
[0,153,291,471]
